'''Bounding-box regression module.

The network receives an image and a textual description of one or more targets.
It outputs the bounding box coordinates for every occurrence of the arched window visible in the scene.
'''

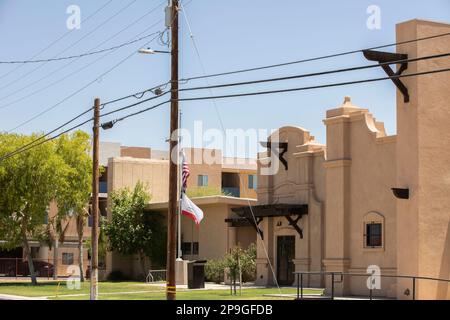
[363,212,385,249]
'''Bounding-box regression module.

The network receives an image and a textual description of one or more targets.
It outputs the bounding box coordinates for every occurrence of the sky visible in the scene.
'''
[0,0,449,158]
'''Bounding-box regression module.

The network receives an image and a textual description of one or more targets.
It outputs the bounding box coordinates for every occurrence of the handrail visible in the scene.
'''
[294,270,450,300]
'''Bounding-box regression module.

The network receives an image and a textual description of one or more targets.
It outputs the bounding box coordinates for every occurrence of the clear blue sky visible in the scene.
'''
[0,0,449,158]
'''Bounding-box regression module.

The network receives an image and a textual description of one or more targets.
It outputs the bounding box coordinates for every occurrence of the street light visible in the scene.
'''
[138,48,170,55]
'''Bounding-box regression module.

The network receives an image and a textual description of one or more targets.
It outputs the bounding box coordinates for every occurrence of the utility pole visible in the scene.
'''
[90,98,100,301]
[166,0,179,301]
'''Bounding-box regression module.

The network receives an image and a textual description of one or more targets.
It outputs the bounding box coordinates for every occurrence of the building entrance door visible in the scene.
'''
[276,236,295,285]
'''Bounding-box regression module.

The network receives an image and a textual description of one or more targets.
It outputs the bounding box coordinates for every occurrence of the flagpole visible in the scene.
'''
[177,109,183,261]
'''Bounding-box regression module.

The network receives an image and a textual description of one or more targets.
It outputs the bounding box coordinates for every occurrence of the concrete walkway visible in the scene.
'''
[0,293,47,300]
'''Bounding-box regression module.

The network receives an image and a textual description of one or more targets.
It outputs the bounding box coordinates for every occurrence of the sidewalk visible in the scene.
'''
[0,293,47,300]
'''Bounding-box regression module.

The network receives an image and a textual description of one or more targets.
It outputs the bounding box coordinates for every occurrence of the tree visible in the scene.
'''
[54,131,92,282]
[0,133,68,285]
[103,182,166,279]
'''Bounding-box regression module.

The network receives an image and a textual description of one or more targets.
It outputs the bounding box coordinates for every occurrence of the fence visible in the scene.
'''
[0,257,92,279]
[146,269,166,283]
[294,271,450,300]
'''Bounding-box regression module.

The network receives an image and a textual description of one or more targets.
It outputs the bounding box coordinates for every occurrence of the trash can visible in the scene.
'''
[187,260,207,289]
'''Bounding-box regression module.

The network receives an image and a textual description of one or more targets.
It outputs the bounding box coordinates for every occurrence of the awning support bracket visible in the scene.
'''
[285,215,304,239]
[261,142,288,171]
[246,217,264,240]
[363,50,410,103]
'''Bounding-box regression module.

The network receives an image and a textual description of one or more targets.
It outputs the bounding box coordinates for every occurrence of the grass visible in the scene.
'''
[0,280,158,298]
[0,280,323,300]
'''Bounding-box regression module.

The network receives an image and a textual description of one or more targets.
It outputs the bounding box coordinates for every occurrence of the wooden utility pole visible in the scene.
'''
[166,0,179,301]
[90,98,100,301]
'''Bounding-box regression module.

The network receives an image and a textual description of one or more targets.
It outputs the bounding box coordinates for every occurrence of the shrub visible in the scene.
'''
[205,259,225,284]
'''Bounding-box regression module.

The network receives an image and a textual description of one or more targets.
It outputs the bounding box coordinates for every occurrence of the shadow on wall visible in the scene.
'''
[437,220,450,299]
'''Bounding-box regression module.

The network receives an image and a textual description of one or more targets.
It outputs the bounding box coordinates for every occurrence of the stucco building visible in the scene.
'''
[228,19,449,300]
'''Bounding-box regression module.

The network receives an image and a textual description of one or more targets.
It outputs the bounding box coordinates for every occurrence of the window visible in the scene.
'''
[181,242,192,255]
[197,175,208,187]
[365,223,382,248]
[62,253,74,265]
[192,242,199,255]
[181,242,199,255]
[248,175,257,189]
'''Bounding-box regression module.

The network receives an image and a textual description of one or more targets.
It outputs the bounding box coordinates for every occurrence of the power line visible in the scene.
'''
[0,107,94,160]
[0,3,167,65]
[3,66,450,162]
[0,117,94,162]
[179,31,450,82]
[0,0,114,81]
[6,29,166,133]
[178,67,450,102]
[179,52,450,92]
[0,32,161,111]
[106,66,450,124]
[0,1,166,109]
[0,0,139,93]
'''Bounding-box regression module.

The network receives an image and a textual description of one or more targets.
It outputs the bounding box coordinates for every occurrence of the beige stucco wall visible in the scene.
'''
[107,157,170,203]
[256,20,450,299]
[256,126,326,287]
[396,19,450,300]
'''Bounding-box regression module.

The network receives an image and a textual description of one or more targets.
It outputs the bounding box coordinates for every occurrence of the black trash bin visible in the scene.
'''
[187,260,207,289]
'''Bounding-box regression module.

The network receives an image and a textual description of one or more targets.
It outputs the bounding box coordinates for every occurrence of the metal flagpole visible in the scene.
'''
[177,109,183,260]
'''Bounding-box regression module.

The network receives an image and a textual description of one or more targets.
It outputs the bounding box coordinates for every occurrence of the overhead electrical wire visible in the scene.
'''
[179,31,450,82]
[6,29,166,133]
[0,0,114,81]
[0,1,166,106]
[0,117,94,162]
[2,65,450,162]
[1,0,192,155]
[0,0,139,93]
[179,52,450,92]
[177,67,450,102]
[0,31,162,111]
[0,107,94,160]
[103,66,450,126]
[0,31,164,65]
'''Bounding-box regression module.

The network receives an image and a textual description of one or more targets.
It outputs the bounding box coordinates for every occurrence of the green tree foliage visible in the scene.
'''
[54,131,92,282]
[0,131,93,285]
[0,133,68,285]
[103,182,166,279]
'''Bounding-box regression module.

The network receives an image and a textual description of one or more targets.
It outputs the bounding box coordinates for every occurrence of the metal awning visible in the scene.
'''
[226,204,308,239]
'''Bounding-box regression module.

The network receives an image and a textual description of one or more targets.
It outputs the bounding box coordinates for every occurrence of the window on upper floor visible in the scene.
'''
[62,252,74,265]
[248,174,257,190]
[197,175,208,187]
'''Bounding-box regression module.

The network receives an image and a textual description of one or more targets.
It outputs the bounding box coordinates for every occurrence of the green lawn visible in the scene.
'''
[0,281,159,298]
[0,281,323,300]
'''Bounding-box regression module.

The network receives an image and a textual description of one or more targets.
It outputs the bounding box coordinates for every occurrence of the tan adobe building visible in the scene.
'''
[104,147,257,278]
[230,19,449,300]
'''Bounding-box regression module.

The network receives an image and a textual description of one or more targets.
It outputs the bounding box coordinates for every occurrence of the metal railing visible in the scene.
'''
[294,271,450,300]
[146,269,167,283]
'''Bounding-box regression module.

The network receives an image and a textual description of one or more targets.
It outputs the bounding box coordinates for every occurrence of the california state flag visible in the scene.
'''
[181,193,204,225]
